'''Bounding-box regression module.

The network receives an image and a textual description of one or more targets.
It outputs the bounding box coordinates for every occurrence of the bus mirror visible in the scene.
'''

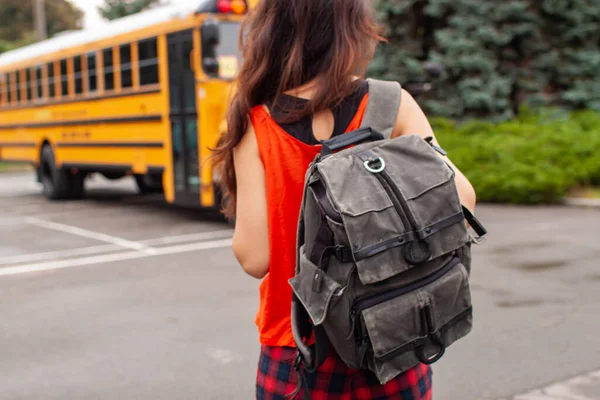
[201,19,220,76]
[201,20,220,48]
[203,57,220,76]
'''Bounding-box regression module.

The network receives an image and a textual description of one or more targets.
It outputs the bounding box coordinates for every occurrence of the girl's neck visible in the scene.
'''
[283,76,361,100]
[283,81,318,100]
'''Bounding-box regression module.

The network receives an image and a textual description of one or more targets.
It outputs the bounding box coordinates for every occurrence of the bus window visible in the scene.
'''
[26,69,33,101]
[36,66,43,99]
[48,62,56,99]
[88,52,97,93]
[103,48,115,91]
[60,59,68,96]
[5,73,11,104]
[120,44,133,89]
[16,70,22,102]
[138,37,159,86]
[0,74,5,106]
[0,76,4,106]
[74,56,83,95]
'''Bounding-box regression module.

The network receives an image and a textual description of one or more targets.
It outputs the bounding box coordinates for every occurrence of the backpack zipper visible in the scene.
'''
[374,168,433,263]
[351,256,460,317]
[376,169,421,234]
[349,256,461,366]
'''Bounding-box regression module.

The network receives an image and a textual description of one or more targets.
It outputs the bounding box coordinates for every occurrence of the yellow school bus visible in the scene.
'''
[0,0,253,208]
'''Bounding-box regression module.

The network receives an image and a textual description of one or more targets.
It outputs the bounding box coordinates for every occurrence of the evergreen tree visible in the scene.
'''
[488,1,546,115]
[423,0,544,119]
[371,0,600,120]
[98,0,164,21]
[534,0,600,111]
[369,0,429,86]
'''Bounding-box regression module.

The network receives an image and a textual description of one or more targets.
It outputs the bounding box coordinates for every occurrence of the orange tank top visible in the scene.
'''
[250,93,369,347]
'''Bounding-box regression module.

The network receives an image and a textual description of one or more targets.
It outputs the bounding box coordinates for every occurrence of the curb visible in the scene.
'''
[562,197,600,208]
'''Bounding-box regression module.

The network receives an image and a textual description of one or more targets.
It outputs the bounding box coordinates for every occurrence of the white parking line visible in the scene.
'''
[24,217,157,254]
[0,238,232,277]
[507,369,600,400]
[141,230,234,246]
[0,244,120,265]
[0,230,234,266]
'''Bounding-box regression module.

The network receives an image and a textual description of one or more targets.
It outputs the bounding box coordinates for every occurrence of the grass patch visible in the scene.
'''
[0,161,32,173]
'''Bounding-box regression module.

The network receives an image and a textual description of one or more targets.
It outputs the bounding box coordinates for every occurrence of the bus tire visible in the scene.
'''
[134,174,163,194]
[40,145,73,200]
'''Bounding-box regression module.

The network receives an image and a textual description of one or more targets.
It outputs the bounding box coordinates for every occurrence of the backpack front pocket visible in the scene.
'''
[289,250,344,326]
[352,256,472,383]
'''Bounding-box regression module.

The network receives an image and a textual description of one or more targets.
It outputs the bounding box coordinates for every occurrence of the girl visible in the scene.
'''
[213,0,476,398]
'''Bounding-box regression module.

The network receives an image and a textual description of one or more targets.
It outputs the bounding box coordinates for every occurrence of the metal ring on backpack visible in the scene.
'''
[404,240,432,264]
[364,157,385,173]
[416,340,446,364]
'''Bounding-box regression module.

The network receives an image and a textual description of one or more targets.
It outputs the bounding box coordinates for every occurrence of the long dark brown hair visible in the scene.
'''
[212,0,384,218]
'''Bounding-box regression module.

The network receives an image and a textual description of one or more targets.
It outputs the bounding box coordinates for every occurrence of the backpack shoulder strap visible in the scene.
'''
[360,78,402,139]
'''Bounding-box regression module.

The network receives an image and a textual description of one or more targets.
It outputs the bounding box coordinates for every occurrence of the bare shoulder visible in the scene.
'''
[390,88,435,140]
[233,120,259,166]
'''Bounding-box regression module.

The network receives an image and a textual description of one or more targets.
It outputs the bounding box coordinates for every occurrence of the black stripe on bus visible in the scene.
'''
[61,163,165,174]
[62,163,131,173]
[0,115,162,130]
[0,142,36,147]
[56,142,164,148]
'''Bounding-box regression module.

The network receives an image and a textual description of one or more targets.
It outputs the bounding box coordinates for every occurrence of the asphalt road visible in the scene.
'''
[0,172,599,400]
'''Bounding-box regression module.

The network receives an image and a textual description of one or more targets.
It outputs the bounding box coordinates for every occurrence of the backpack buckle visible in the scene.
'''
[333,245,352,263]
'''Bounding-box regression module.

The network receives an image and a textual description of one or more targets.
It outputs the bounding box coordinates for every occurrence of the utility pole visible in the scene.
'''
[33,0,48,41]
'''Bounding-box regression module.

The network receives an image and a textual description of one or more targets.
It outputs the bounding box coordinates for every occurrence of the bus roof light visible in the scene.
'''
[231,0,247,14]
[217,0,232,13]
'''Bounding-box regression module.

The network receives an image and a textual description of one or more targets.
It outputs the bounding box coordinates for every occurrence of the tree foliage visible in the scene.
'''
[0,0,83,53]
[533,0,600,111]
[371,0,600,120]
[98,0,163,21]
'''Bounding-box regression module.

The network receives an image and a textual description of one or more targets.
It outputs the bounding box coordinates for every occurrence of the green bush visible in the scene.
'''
[432,109,600,203]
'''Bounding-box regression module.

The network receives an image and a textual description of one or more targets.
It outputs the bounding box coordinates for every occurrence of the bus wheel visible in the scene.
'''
[40,145,74,200]
[134,174,163,194]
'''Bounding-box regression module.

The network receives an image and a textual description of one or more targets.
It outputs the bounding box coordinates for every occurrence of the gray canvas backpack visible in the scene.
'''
[289,79,487,395]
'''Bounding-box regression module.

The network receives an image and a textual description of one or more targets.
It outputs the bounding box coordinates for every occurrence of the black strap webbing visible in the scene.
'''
[415,211,465,240]
[462,206,487,239]
[353,208,486,261]
[312,180,342,223]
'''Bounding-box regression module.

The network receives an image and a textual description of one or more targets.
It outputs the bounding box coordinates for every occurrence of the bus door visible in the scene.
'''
[167,30,200,205]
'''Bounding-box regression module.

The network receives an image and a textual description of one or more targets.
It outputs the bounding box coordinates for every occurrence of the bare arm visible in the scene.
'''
[391,89,477,212]
[231,123,270,279]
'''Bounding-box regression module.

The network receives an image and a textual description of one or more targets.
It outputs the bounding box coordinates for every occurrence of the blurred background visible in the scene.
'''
[0,1,598,399]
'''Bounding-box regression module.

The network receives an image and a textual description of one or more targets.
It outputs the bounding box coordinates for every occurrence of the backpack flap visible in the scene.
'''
[358,255,473,383]
[315,135,470,285]
[289,247,344,326]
